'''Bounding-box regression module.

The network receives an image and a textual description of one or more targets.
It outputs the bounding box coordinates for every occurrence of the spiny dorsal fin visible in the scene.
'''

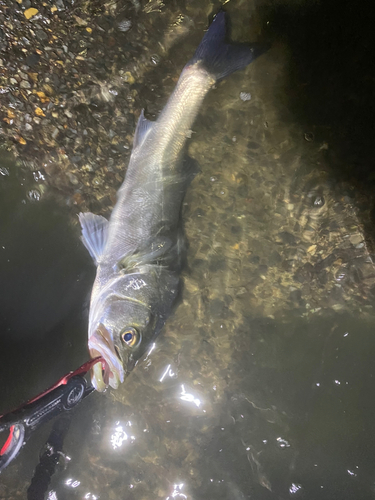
[133,109,154,150]
[78,212,109,265]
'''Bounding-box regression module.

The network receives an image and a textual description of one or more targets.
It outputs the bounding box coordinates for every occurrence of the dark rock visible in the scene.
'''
[25,53,40,66]
[36,30,48,42]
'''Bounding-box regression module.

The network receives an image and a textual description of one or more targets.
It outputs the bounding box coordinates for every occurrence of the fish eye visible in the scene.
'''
[120,327,140,347]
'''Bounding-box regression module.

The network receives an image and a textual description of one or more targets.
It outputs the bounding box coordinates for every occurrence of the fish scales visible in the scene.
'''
[79,11,266,391]
[108,69,214,254]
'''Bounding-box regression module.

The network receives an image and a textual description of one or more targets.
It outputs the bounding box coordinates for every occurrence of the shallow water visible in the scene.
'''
[1,0,375,499]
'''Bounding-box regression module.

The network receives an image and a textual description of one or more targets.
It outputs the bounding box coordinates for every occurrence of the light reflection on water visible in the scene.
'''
[159,363,175,382]
[110,421,136,450]
[179,384,202,409]
[166,483,188,499]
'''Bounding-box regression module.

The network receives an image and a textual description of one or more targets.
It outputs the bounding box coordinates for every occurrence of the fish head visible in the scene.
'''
[88,296,159,392]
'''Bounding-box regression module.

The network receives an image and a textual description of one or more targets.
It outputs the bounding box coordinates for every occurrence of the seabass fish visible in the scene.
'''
[79,12,265,391]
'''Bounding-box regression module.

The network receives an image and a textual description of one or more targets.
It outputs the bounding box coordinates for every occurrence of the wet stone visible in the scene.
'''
[258,264,268,275]
[25,53,40,66]
[118,19,132,32]
[283,259,297,272]
[289,289,304,305]
[208,257,226,272]
[0,167,10,176]
[66,172,79,185]
[278,231,297,245]
[193,207,205,217]
[304,132,314,142]
[150,54,160,65]
[20,80,31,89]
[27,188,41,201]
[36,29,48,42]
[192,259,205,269]
[65,129,76,139]
[312,195,325,208]
[250,255,260,264]
[51,128,59,139]
[209,299,226,318]
[269,251,282,265]
[317,269,328,285]
[293,263,314,283]
[240,91,251,101]
[249,275,264,287]
[237,185,248,197]
[230,224,242,235]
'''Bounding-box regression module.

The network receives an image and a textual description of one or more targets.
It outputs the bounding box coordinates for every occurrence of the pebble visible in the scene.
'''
[350,234,363,246]
[0,167,10,176]
[27,188,41,201]
[55,0,65,10]
[24,8,38,20]
[240,91,251,101]
[304,132,314,142]
[307,244,317,255]
[20,80,31,89]
[118,19,132,32]
[36,30,48,42]
[150,54,160,65]
[66,172,79,185]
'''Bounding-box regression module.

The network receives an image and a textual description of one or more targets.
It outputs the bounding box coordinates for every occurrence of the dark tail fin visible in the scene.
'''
[189,11,267,81]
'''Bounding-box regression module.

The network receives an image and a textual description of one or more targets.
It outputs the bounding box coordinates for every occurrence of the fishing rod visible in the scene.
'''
[0,356,103,474]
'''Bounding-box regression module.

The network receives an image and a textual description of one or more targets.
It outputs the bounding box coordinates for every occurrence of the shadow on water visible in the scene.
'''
[0,152,94,412]
[260,0,375,188]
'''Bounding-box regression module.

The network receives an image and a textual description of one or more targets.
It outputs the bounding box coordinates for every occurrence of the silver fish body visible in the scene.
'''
[79,12,265,391]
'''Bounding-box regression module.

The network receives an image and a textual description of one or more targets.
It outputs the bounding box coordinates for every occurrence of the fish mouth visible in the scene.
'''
[88,324,125,391]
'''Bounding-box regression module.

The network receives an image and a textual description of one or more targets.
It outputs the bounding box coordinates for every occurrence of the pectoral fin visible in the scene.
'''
[78,212,109,264]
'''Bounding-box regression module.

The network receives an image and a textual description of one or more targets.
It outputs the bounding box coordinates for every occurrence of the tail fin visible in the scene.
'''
[189,11,267,81]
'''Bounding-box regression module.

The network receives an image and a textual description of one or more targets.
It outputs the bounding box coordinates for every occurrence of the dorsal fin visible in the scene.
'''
[133,109,154,149]
[78,212,109,265]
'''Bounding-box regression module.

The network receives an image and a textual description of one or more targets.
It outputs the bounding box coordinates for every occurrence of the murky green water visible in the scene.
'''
[1,0,375,499]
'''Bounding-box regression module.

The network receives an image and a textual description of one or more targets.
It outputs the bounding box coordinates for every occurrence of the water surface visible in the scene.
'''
[1,0,375,499]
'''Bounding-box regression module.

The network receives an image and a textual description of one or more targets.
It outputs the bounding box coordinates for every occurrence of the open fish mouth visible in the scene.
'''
[88,325,125,391]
